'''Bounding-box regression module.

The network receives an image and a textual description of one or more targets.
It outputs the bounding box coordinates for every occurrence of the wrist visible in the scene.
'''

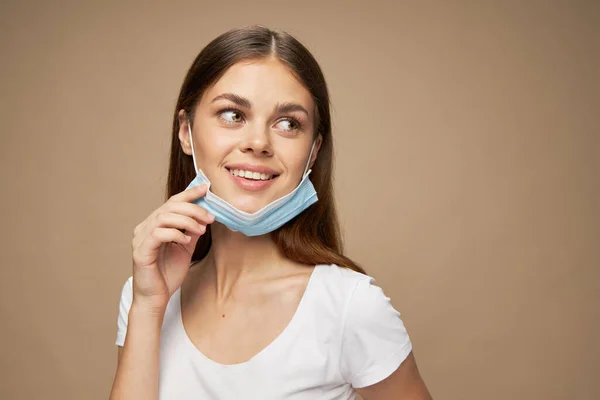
[130,298,168,320]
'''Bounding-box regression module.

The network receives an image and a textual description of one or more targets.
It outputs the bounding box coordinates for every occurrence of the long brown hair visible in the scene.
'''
[166,25,364,274]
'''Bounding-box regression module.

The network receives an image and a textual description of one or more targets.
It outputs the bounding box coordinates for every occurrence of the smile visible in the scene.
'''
[226,168,278,181]
[225,167,279,192]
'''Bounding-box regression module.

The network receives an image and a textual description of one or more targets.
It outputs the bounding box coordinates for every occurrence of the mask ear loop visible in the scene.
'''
[187,119,199,173]
[302,140,317,177]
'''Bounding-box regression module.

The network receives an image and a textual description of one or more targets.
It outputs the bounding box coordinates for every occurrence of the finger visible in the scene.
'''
[168,183,209,203]
[162,202,215,225]
[153,212,207,235]
[145,227,192,251]
[181,229,203,253]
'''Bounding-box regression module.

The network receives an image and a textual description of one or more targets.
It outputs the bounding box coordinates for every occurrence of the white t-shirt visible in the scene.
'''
[116,264,412,399]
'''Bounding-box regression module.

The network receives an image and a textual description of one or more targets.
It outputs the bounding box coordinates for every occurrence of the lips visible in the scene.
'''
[227,168,276,181]
[226,169,278,191]
[224,164,280,181]
[225,163,279,175]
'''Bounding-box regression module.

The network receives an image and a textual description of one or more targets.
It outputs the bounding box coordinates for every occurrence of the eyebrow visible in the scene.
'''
[211,92,309,116]
[211,93,251,109]
[276,102,309,117]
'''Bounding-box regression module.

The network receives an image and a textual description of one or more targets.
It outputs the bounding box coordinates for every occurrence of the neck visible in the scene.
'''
[202,222,286,301]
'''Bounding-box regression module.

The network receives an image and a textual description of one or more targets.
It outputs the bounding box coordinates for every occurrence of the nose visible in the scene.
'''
[239,123,273,157]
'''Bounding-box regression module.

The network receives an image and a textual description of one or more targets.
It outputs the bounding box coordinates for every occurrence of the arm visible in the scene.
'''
[109,303,166,400]
[355,352,432,400]
[109,184,213,399]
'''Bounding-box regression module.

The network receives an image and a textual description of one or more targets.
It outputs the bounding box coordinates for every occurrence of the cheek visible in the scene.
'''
[196,131,236,163]
[279,143,311,179]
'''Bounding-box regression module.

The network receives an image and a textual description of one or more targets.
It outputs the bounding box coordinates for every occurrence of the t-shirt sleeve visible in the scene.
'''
[115,276,133,347]
[340,276,413,388]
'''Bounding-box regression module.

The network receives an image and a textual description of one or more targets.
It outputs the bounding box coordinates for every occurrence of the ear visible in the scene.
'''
[308,134,323,169]
[177,109,193,156]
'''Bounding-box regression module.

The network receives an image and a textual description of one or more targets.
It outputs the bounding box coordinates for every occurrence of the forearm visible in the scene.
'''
[110,302,165,400]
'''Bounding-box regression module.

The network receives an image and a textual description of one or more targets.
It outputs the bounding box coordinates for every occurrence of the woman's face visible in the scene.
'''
[179,58,322,213]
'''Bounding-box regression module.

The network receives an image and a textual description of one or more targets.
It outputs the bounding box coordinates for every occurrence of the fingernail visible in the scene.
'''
[208,213,215,222]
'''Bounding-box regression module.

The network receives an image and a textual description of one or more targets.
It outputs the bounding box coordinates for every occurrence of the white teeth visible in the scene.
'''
[228,169,274,181]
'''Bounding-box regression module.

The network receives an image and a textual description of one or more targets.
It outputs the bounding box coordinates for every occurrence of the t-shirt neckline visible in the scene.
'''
[175,264,322,372]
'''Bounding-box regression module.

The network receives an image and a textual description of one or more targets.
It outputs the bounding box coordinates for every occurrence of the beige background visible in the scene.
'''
[1,1,598,399]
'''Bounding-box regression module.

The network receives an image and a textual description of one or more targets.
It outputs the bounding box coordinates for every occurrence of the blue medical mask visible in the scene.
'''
[184,122,318,236]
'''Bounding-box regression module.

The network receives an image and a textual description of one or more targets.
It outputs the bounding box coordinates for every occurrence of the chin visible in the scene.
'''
[228,196,269,213]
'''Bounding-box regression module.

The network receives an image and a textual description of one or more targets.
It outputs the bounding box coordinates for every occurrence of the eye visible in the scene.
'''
[276,118,301,132]
[219,110,244,124]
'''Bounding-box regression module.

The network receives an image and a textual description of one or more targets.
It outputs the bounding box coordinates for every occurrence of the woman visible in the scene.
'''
[110,26,432,399]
